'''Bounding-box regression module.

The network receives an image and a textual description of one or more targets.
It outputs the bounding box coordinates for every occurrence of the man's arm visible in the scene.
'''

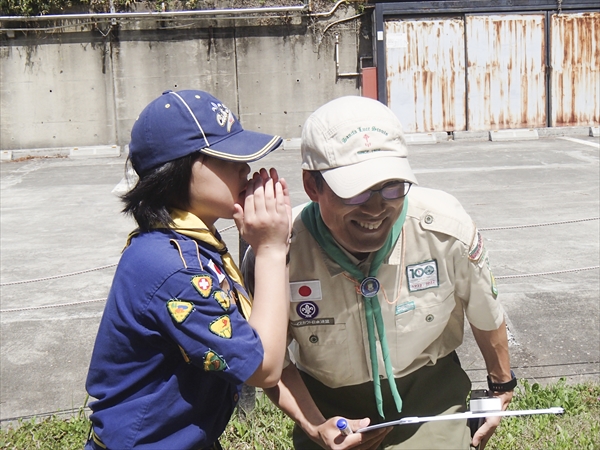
[264,364,326,437]
[265,364,390,450]
[470,319,514,449]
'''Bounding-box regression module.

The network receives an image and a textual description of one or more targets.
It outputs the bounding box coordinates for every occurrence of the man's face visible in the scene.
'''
[303,172,406,259]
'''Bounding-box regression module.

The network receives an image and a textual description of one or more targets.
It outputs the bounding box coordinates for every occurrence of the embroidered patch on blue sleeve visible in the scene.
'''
[203,349,228,371]
[209,315,232,339]
[167,300,194,323]
[191,275,213,298]
[213,290,231,311]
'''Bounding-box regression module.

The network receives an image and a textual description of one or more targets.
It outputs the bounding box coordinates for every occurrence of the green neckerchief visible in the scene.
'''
[301,200,408,419]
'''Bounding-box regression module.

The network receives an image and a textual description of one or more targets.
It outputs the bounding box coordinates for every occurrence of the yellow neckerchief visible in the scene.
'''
[169,209,252,319]
[126,209,252,318]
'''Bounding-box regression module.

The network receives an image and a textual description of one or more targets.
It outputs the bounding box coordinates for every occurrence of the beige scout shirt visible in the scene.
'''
[286,186,504,389]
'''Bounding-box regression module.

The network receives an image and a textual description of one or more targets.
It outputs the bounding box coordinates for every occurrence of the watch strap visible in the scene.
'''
[487,370,517,392]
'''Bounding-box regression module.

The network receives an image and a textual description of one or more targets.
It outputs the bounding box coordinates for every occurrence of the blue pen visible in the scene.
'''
[336,418,353,435]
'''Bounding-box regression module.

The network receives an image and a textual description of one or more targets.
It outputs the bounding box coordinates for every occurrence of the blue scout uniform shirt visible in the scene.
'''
[86,228,263,449]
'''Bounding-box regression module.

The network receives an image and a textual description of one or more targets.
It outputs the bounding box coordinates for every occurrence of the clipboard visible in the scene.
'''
[356,407,564,433]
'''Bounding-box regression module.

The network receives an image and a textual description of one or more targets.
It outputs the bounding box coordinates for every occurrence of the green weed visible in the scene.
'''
[0,379,598,449]
[0,407,90,450]
[487,378,600,450]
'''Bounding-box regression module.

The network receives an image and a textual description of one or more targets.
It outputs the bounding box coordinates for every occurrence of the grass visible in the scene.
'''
[0,378,597,449]
[486,378,600,450]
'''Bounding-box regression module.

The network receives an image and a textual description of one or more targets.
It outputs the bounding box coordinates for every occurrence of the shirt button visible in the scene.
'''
[309,335,319,344]
[424,215,434,224]
[426,314,434,322]
[233,393,239,402]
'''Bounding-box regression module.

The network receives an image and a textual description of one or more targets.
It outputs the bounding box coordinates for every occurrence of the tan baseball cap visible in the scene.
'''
[301,96,418,198]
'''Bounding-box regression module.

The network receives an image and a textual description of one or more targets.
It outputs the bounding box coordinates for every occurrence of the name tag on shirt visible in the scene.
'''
[290,280,322,302]
[396,301,415,315]
[406,260,439,292]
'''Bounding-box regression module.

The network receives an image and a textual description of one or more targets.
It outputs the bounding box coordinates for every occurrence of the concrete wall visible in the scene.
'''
[0,11,369,151]
[1,32,118,150]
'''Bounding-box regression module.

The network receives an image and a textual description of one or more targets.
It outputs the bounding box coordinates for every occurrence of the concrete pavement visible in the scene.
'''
[1,134,599,425]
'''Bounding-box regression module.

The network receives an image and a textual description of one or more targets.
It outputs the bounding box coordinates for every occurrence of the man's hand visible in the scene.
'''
[309,417,391,450]
[471,390,513,449]
[470,321,514,449]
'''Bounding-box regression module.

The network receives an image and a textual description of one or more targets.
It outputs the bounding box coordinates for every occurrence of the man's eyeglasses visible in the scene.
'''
[342,181,412,206]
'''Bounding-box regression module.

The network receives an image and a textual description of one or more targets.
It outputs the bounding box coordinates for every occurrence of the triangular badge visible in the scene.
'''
[213,290,231,311]
[209,315,232,339]
[191,275,212,298]
[167,300,194,323]
[203,349,227,371]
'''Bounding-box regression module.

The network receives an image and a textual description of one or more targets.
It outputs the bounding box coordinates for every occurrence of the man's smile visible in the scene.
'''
[355,219,384,231]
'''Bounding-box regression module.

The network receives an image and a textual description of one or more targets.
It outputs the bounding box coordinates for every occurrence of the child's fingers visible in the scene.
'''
[269,167,280,184]
[249,174,269,218]
[278,176,289,196]
[242,176,257,218]
[263,177,275,200]
[274,181,286,213]
[242,171,288,243]
[232,203,244,231]
[278,176,292,211]
[259,168,270,185]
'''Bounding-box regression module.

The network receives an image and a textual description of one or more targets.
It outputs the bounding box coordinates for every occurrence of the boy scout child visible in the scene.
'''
[85,90,291,449]
[243,96,515,450]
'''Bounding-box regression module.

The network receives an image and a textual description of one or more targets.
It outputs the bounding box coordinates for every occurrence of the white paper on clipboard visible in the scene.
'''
[356,407,564,433]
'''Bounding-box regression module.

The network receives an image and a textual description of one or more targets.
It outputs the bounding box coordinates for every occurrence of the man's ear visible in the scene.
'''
[302,171,320,202]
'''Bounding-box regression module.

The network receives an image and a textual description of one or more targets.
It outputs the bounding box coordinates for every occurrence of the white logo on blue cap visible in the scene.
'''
[211,102,235,132]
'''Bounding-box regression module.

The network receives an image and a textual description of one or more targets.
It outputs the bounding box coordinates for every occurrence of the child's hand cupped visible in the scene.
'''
[233,168,291,254]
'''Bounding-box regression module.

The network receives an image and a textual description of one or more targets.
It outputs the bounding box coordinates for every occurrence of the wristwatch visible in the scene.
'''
[487,370,517,392]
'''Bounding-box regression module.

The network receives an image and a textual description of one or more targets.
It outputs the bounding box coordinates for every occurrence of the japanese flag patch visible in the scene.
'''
[167,300,194,323]
[290,280,322,302]
[207,259,226,283]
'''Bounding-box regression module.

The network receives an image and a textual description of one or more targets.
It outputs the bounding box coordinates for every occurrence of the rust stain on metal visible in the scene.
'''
[466,14,546,131]
[384,12,598,133]
[385,17,466,133]
[551,12,600,127]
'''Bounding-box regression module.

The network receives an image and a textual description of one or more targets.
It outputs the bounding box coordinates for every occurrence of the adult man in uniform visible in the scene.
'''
[243,96,515,449]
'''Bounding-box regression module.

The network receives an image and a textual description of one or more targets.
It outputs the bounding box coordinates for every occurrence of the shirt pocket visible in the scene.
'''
[405,290,455,332]
[394,290,457,368]
[291,323,352,386]
[394,301,417,330]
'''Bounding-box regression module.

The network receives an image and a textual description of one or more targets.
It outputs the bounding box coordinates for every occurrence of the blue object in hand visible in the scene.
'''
[336,418,353,435]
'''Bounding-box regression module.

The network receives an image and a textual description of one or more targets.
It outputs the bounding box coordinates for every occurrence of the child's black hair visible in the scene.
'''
[122,152,202,231]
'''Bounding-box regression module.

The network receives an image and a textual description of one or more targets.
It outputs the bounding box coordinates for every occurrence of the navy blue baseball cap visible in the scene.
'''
[129,90,283,174]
